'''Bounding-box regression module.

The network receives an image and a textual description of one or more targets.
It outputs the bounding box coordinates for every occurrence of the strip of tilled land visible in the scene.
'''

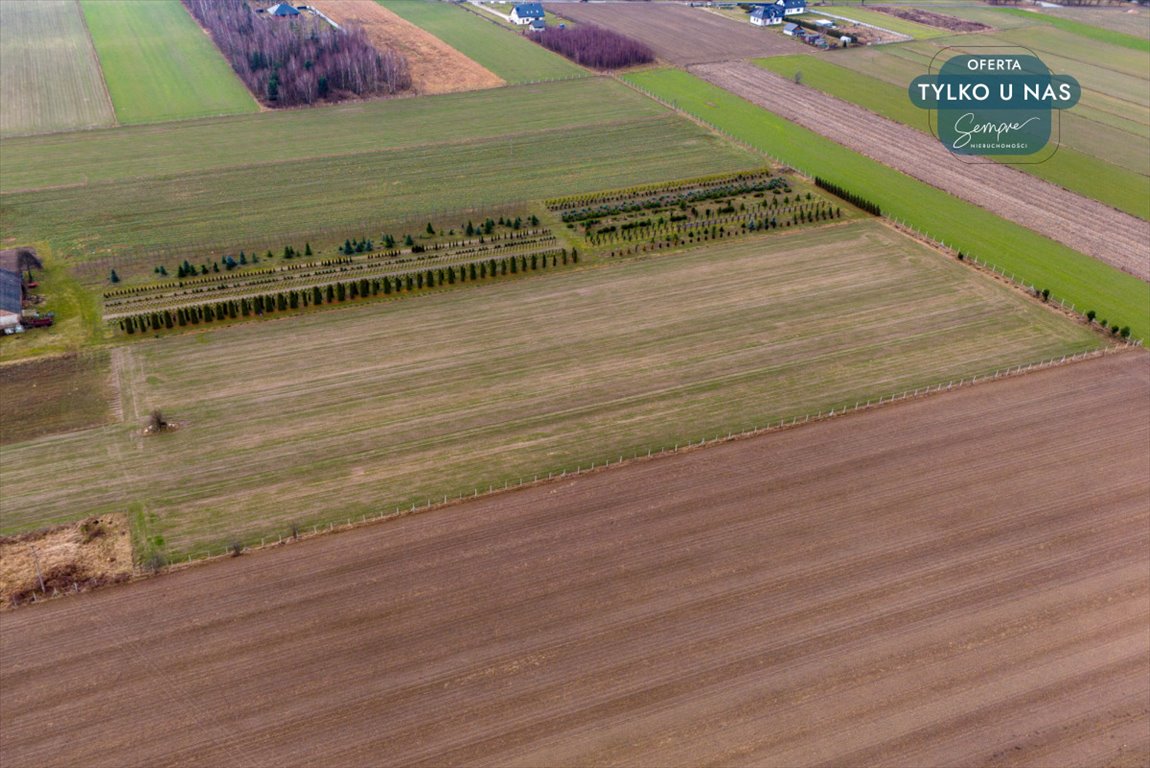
[693,61,1150,281]
[1,353,1147,767]
[546,2,806,65]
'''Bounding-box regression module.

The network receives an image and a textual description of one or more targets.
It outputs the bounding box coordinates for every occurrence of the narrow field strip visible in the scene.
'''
[0,221,1103,557]
[0,0,115,137]
[377,0,586,83]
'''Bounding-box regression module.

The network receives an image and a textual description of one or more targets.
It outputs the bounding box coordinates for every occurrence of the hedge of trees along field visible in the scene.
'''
[535,25,654,69]
[182,0,410,105]
[116,250,577,335]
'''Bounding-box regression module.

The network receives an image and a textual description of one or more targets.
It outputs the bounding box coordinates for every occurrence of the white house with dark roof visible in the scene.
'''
[776,0,807,15]
[510,3,544,25]
[750,4,785,26]
[264,2,300,17]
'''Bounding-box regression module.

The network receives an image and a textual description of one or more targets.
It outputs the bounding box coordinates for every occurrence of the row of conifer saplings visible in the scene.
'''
[115,249,577,334]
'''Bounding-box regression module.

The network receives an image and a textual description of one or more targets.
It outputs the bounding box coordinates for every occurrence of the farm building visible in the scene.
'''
[0,248,42,330]
[528,18,546,33]
[263,2,300,17]
[510,3,544,25]
[750,5,785,26]
[783,22,801,35]
[776,0,807,15]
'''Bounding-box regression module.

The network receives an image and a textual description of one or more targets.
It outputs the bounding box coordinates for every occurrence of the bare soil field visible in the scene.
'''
[693,61,1150,281]
[546,1,806,64]
[0,352,113,444]
[1,352,1146,767]
[314,0,504,94]
[870,6,991,33]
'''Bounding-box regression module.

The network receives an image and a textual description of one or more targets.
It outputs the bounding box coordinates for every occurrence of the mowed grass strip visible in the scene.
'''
[0,77,665,193]
[2,116,756,274]
[0,0,115,137]
[0,221,1103,557]
[757,56,1149,219]
[79,0,256,124]
[624,69,1150,341]
[377,0,586,83]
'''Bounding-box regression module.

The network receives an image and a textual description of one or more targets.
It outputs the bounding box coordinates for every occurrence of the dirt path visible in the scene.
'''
[693,61,1150,281]
[1,352,1147,767]
[314,0,504,95]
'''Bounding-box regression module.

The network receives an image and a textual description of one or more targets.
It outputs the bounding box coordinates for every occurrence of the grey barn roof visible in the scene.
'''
[0,269,22,316]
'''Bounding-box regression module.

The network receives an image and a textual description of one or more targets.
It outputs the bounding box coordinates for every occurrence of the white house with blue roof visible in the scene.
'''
[750,4,785,26]
[776,0,807,16]
[510,3,545,25]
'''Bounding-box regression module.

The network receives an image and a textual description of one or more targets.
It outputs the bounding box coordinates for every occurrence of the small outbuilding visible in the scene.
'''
[528,18,546,33]
[510,3,544,25]
[783,22,801,35]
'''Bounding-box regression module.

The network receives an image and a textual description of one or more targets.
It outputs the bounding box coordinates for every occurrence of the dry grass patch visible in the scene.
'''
[0,515,132,607]
[316,0,504,94]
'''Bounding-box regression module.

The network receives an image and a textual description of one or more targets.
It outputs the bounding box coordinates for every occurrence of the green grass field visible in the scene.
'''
[79,0,256,124]
[0,77,756,283]
[2,115,755,282]
[758,56,1150,219]
[1,77,664,193]
[0,221,1104,559]
[0,0,115,137]
[992,7,1149,51]
[377,0,586,83]
[624,69,1150,341]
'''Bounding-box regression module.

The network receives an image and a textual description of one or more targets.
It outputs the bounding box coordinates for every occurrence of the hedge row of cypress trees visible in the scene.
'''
[814,178,881,217]
[117,249,576,334]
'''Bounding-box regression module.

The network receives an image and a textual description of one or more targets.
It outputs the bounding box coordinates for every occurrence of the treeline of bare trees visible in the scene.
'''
[535,25,654,70]
[182,0,410,106]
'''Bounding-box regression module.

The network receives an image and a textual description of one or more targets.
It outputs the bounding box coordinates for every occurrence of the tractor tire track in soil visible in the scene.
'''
[693,61,1150,281]
[1,353,1147,767]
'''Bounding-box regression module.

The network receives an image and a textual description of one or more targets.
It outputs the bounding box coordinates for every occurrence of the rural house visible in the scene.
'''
[510,3,545,25]
[263,2,301,17]
[776,0,807,15]
[750,4,785,26]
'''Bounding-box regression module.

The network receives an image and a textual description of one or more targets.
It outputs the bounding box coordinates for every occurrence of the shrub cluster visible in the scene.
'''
[814,177,881,217]
[182,0,410,106]
[535,25,654,69]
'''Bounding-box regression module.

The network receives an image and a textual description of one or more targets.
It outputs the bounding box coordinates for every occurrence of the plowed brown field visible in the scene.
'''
[1,353,1147,767]
[315,0,504,94]
[693,61,1150,281]
[546,1,806,65]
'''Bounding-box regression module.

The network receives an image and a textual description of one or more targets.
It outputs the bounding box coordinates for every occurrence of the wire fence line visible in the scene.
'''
[187,344,1136,563]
